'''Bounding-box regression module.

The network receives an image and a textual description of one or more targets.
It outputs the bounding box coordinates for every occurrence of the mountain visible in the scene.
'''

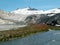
[11,7,44,15]
[11,7,60,16]
[0,7,60,25]
[47,13,60,25]
[11,7,60,24]
[11,7,48,24]
[0,10,14,24]
[44,8,60,14]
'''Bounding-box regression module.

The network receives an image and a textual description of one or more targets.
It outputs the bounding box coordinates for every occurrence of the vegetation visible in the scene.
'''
[48,25,60,30]
[0,24,60,42]
[0,24,48,42]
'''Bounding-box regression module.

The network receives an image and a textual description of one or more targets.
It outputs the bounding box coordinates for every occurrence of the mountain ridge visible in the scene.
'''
[0,7,60,25]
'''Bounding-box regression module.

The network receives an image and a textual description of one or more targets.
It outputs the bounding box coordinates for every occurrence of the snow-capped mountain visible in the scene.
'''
[11,7,44,15]
[44,8,60,16]
[10,7,48,24]
[0,10,14,24]
[0,7,60,24]
[5,7,45,24]
[11,7,60,17]
[11,7,60,24]
[44,8,60,14]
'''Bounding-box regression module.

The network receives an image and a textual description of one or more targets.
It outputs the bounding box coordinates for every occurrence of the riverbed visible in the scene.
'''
[0,30,60,45]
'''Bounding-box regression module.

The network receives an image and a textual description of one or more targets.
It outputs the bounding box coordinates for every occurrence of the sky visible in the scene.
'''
[0,0,60,12]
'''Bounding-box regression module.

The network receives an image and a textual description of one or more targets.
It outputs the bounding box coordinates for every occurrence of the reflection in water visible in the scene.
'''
[0,30,60,45]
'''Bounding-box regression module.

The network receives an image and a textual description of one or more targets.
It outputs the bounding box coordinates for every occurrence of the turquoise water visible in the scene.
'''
[0,30,60,45]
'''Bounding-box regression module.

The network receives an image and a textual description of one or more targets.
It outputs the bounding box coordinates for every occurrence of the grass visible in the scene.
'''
[48,25,60,30]
[0,24,60,42]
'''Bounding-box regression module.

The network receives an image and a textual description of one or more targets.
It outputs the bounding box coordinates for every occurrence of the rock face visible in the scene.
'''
[47,13,60,25]
[25,14,49,24]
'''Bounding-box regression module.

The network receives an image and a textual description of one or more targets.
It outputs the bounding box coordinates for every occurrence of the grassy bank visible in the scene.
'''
[0,24,60,42]
[48,25,60,30]
[0,24,48,42]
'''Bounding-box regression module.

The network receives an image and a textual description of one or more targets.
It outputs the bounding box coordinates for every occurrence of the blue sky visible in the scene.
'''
[0,0,60,12]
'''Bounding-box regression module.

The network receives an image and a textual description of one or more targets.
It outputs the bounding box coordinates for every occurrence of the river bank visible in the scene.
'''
[0,24,60,42]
